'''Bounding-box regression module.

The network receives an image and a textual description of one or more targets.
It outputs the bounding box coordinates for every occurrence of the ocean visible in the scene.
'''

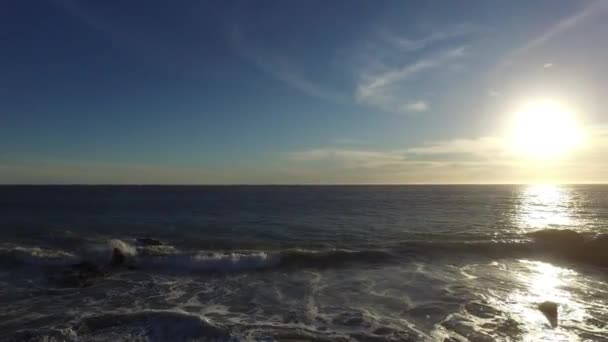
[0,185,607,341]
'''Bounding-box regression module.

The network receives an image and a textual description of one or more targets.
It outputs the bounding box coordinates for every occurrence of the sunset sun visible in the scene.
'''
[510,100,583,159]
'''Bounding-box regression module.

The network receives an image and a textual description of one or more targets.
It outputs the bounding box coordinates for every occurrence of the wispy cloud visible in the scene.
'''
[405,137,506,158]
[404,101,429,112]
[501,0,608,68]
[355,45,467,114]
[543,63,554,68]
[382,24,477,52]
[357,46,466,97]
[291,136,507,166]
[229,26,347,103]
[488,89,500,97]
[334,138,363,145]
[289,148,407,169]
[0,160,215,184]
[230,19,475,115]
[288,127,608,183]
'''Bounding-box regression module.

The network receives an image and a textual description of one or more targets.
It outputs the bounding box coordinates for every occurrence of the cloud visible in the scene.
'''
[231,18,474,115]
[289,136,509,170]
[289,148,407,169]
[382,24,477,52]
[543,63,554,68]
[501,0,608,68]
[0,161,214,184]
[288,126,608,183]
[355,46,467,114]
[229,26,347,103]
[334,138,362,145]
[358,46,466,95]
[404,101,429,112]
[405,137,506,157]
[229,15,477,116]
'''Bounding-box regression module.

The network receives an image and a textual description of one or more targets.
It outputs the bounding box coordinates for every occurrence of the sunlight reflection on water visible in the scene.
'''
[516,185,576,231]
[504,186,593,340]
[504,260,588,341]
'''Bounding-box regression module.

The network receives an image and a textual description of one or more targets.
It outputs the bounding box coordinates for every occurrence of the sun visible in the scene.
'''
[509,100,583,159]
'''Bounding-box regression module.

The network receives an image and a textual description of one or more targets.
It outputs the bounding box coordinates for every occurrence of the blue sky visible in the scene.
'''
[2,0,608,184]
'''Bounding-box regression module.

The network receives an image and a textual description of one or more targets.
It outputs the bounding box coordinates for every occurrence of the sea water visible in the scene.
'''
[1,185,607,341]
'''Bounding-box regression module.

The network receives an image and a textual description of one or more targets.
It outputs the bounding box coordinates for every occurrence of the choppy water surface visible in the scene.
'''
[0,185,607,341]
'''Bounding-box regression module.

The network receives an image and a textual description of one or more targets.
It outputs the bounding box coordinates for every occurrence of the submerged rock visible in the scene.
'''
[537,301,558,328]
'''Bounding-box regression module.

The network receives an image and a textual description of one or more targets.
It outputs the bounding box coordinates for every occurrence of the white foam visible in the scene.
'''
[139,251,279,272]
[0,245,78,267]
[77,309,233,341]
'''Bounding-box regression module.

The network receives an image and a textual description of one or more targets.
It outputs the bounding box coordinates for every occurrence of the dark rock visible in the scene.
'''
[537,301,558,328]
[109,248,125,266]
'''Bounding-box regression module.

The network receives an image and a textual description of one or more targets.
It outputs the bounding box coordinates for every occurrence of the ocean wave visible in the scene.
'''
[525,228,608,267]
[0,238,394,274]
[2,229,607,274]
[0,245,79,268]
[395,229,608,267]
[138,251,279,272]
[136,248,394,272]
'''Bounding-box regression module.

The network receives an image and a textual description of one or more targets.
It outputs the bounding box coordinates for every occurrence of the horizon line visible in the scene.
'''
[1,183,607,186]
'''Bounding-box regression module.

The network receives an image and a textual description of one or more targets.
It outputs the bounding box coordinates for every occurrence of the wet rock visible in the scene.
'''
[537,301,558,328]
[136,237,163,246]
[109,248,125,266]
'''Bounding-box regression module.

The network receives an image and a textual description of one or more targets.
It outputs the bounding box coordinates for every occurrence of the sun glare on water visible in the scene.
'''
[510,100,583,159]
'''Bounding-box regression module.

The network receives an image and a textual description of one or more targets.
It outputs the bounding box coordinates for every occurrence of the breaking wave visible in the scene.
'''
[2,229,607,273]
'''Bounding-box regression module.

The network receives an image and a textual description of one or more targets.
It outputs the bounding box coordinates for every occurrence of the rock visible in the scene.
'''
[537,301,558,328]
[109,248,126,266]
[136,237,163,246]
